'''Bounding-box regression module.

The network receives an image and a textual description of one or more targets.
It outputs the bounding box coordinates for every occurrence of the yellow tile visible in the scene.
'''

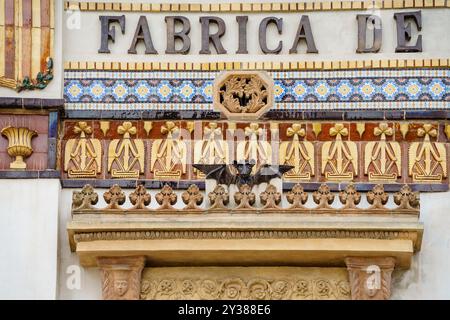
[364,60,372,68]
[352,1,363,9]
[87,61,95,70]
[397,60,405,68]
[161,4,171,11]
[184,62,193,70]
[88,2,96,11]
[340,60,348,69]
[144,62,152,70]
[225,62,234,70]
[122,3,132,11]
[231,3,241,11]
[381,60,389,68]
[169,62,177,70]
[131,3,141,11]
[281,2,290,11]
[104,3,112,11]
[177,63,185,71]
[374,0,383,8]
[431,59,440,67]
[63,61,71,69]
[217,62,225,70]
[439,58,447,66]
[253,3,262,11]
[79,2,88,10]
[435,0,445,6]
[112,3,121,11]
[112,62,120,70]
[305,2,314,10]
[288,3,297,10]
[220,3,231,11]
[298,61,306,69]
[348,60,357,69]
[383,0,393,8]
[414,59,423,67]
[332,1,342,9]
[422,59,431,67]
[209,63,217,71]
[272,3,281,11]
[263,61,272,69]
[297,2,305,10]
[171,4,180,11]
[128,63,136,71]
[424,0,433,7]
[393,0,404,8]
[322,1,332,10]
[233,62,241,69]
[201,3,210,12]
[190,4,201,11]
[331,61,340,69]
[372,60,381,68]
[160,62,169,70]
[262,3,272,11]
[179,4,189,11]
[210,4,220,11]
[306,61,314,69]
[404,0,414,7]
[342,1,352,9]
[313,1,321,10]
[103,62,112,70]
[415,0,424,7]
[150,4,161,12]
[254,62,263,70]
[323,61,332,69]
[242,3,252,11]
[356,60,364,68]
[272,62,281,70]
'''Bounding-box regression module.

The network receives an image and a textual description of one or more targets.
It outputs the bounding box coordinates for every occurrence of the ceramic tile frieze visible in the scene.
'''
[63,69,450,111]
[60,120,450,187]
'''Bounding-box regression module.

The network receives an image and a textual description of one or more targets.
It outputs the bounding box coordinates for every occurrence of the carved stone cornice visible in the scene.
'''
[345,257,396,300]
[97,256,145,300]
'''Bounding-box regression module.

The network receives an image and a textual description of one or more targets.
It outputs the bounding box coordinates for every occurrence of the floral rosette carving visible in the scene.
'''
[129,185,151,210]
[314,279,333,299]
[313,184,335,209]
[286,184,308,210]
[367,184,389,209]
[247,279,271,300]
[292,280,312,299]
[234,184,256,210]
[199,280,220,300]
[208,185,230,210]
[182,184,204,210]
[271,280,292,300]
[220,278,246,300]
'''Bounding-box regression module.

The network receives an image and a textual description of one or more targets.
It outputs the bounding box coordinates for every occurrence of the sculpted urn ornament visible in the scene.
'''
[1,126,37,169]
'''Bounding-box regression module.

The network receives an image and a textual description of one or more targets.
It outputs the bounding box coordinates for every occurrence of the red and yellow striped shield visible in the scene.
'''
[0,0,54,90]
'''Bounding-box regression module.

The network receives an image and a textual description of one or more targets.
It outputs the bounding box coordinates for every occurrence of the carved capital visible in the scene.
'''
[97,256,146,300]
[345,257,396,300]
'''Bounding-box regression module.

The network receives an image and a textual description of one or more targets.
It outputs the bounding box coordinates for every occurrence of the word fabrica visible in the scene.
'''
[98,11,423,55]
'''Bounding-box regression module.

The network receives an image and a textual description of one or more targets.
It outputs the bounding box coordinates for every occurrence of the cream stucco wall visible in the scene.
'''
[0,179,60,300]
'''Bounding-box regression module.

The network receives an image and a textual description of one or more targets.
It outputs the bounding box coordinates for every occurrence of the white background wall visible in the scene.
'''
[0,180,60,299]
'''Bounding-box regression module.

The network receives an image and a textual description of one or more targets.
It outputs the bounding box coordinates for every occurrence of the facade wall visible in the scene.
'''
[0,179,60,299]
[1,0,449,300]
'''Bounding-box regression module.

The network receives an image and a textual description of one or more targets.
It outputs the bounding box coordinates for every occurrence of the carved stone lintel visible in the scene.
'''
[345,257,396,300]
[97,256,146,300]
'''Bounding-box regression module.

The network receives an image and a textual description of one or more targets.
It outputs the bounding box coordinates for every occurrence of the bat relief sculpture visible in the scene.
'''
[193,160,293,188]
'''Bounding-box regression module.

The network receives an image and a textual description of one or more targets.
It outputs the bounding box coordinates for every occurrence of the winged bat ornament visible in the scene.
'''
[193,160,293,188]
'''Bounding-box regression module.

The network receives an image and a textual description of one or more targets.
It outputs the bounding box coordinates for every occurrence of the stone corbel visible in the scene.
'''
[345,257,396,300]
[97,256,145,300]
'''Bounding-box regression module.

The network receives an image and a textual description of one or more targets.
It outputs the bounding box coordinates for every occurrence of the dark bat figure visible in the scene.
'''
[193,160,293,188]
